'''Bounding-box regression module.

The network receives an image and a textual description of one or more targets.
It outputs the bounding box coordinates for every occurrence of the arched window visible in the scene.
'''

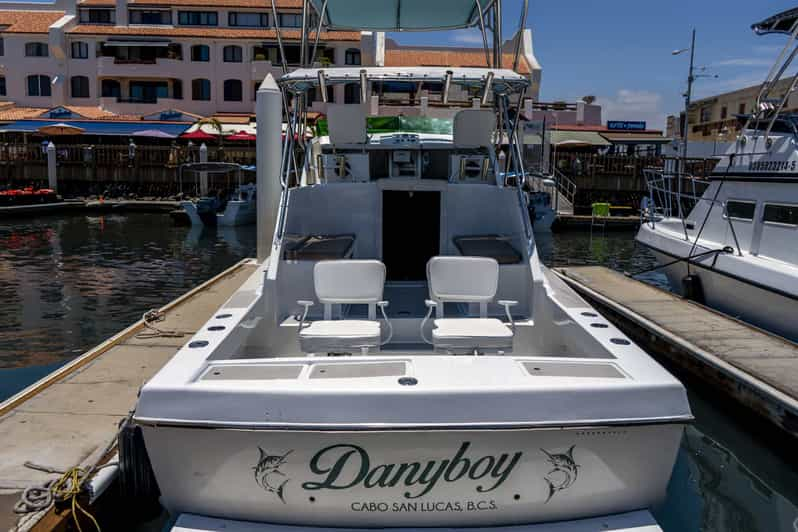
[25,42,49,57]
[101,79,121,98]
[191,44,209,62]
[223,45,242,63]
[71,76,90,98]
[344,83,360,104]
[0,76,6,96]
[192,78,211,100]
[344,48,360,66]
[27,75,51,97]
[223,79,242,101]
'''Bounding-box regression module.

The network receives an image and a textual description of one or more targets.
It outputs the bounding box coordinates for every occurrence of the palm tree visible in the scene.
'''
[195,116,224,161]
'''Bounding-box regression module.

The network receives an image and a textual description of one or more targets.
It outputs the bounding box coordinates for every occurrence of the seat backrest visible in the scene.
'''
[314,259,385,305]
[327,103,367,145]
[453,109,496,148]
[427,256,498,318]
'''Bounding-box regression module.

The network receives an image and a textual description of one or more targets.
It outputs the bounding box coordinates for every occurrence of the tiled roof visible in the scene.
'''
[69,25,360,41]
[0,10,65,34]
[210,113,253,124]
[128,0,302,6]
[0,106,48,121]
[79,0,302,6]
[384,48,532,75]
[0,105,144,122]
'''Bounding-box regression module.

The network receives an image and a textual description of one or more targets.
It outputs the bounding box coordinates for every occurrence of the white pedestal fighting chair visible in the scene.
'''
[421,256,517,354]
[297,260,392,355]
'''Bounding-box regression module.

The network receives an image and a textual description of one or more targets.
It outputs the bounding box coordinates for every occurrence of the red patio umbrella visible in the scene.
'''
[227,130,256,141]
[181,129,217,141]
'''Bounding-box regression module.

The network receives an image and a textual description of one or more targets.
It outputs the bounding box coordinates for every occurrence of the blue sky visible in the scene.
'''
[388,1,798,129]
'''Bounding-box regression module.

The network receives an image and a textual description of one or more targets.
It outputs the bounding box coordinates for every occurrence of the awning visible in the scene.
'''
[551,130,610,147]
[0,120,190,137]
[600,132,671,144]
[310,0,494,31]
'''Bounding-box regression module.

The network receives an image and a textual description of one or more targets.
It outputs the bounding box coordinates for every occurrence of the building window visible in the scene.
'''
[253,81,259,100]
[178,11,218,26]
[71,42,89,59]
[79,8,115,23]
[192,78,211,100]
[278,13,302,27]
[725,200,756,221]
[101,79,121,98]
[129,10,172,25]
[738,102,746,115]
[223,45,243,62]
[344,83,359,104]
[699,107,712,123]
[0,38,4,57]
[27,75,51,97]
[191,44,210,61]
[70,76,90,98]
[224,79,242,101]
[763,204,798,226]
[281,45,301,64]
[0,77,6,96]
[173,79,183,100]
[344,48,360,65]
[720,106,727,120]
[229,12,268,27]
[25,42,49,57]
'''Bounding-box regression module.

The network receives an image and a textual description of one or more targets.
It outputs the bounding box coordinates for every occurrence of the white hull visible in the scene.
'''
[180,201,203,226]
[143,423,682,527]
[217,200,257,227]
[532,207,556,233]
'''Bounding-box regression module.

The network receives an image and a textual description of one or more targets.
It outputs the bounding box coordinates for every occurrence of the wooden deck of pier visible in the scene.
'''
[555,266,798,439]
[552,215,640,232]
[0,259,258,531]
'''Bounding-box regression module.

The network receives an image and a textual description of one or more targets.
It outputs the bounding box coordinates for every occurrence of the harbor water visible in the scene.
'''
[0,214,796,531]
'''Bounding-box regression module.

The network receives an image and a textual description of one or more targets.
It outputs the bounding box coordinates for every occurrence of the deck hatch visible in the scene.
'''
[200,364,304,381]
[309,361,406,379]
[522,361,625,379]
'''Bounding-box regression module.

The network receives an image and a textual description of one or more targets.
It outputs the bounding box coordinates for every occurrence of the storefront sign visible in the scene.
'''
[607,121,646,131]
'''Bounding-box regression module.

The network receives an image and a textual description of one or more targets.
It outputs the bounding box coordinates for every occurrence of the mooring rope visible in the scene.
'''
[135,309,184,339]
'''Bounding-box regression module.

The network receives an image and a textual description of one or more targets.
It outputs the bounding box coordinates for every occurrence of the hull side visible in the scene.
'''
[650,249,798,343]
[142,424,683,527]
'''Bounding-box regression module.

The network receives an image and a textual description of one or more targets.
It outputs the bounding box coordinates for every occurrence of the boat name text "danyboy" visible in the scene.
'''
[301,442,523,499]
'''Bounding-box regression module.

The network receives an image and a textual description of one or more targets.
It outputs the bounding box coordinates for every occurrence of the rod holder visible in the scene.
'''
[360,69,368,104]
[480,71,494,106]
[442,70,453,105]
[317,70,328,103]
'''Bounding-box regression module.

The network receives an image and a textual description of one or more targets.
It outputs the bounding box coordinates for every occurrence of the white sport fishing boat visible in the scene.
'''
[130,1,691,529]
[637,7,798,343]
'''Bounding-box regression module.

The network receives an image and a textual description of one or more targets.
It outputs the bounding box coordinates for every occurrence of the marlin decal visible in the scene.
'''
[254,447,292,503]
[540,445,579,503]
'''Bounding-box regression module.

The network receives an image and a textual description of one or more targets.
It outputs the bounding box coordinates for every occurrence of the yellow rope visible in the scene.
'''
[50,467,101,532]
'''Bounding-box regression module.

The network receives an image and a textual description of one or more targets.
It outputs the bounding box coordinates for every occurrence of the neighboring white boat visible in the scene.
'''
[129,2,691,530]
[180,163,257,227]
[637,8,798,343]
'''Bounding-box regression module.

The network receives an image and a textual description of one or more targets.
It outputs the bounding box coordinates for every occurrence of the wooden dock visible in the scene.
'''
[555,266,798,440]
[0,259,258,531]
[552,214,640,232]
[0,199,180,218]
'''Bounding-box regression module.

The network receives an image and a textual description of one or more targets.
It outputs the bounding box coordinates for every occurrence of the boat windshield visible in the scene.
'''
[315,116,453,136]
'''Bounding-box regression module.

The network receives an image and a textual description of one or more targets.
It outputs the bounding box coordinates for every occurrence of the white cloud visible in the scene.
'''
[596,89,666,130]
[713,58,772,67]
[450,29,485,45]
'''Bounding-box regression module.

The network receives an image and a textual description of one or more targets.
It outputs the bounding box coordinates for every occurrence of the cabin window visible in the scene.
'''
[25,42,49,57]
[725,200,756,221]
[763,203,798,226]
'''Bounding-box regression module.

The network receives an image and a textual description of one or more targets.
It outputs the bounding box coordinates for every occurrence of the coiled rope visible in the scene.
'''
[135,309,184,339]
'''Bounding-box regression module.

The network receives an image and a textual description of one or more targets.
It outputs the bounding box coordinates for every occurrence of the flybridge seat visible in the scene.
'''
[327,103,368,146]
[422,256,517,354]
[297,260,392,355]
[283,234,355,261]
[452,109,496,181]
[453,235,522,264]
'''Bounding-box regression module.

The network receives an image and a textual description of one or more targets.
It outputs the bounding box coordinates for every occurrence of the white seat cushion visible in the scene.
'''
[432,318,513,350]
[299,320,380,353]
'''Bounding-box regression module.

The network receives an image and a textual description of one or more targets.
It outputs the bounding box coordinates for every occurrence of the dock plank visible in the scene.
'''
[0,260,258,530]
[556,266,798,437]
